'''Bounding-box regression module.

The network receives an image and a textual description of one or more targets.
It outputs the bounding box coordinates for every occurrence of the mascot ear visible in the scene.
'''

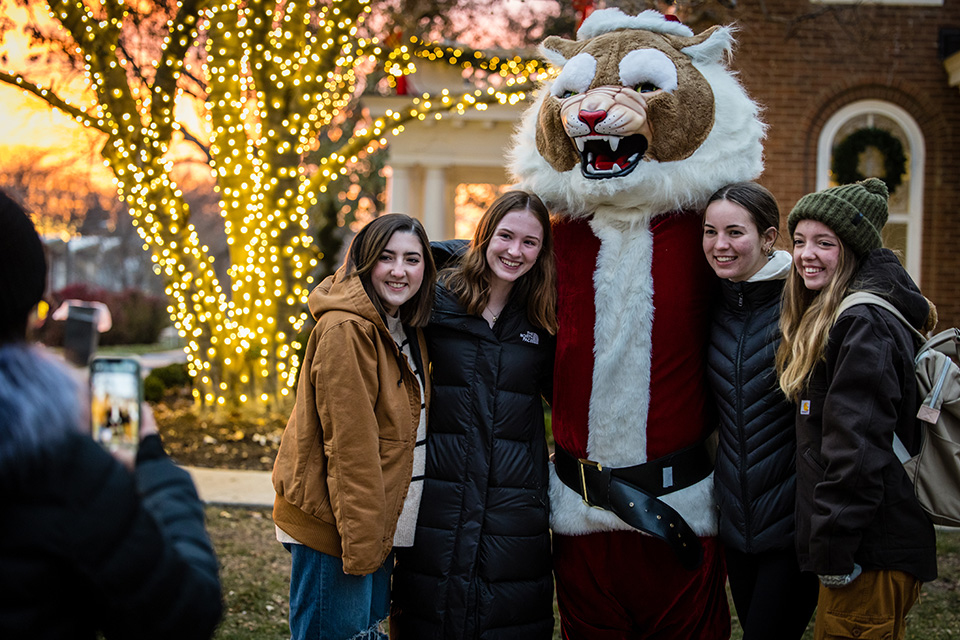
[668,25,735,65]
[540,35,580,68]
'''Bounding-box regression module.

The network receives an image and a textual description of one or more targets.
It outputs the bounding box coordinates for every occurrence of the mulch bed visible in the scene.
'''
[154,394,284,471]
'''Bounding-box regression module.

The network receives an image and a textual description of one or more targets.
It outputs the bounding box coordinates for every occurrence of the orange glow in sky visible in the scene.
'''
[0,5,114,187]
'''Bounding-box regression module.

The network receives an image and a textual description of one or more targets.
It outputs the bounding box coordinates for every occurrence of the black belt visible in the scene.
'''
[553,441,714,570]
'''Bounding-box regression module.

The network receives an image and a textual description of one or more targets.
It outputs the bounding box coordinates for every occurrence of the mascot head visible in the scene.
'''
[509,9,765,217]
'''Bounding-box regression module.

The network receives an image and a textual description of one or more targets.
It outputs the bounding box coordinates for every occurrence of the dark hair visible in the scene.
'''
[441,191,558,334]
[706,182,781,237]
[0,190,47,344]
[344,214,437,327]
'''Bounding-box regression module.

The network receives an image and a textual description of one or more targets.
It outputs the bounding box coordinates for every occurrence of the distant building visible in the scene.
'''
[42,233,165,297]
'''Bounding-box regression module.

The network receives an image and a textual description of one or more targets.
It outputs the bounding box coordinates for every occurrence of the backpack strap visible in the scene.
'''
[836,291,926,465]
[836,291,927,345]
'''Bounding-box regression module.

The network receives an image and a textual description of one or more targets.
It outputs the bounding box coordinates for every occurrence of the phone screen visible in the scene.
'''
[90,357,142,453]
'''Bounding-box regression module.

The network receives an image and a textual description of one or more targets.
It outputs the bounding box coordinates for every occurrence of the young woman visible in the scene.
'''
[391,191,557,639]
[776,178,937,639]
[702,182,819,639]
[272,214,437,640]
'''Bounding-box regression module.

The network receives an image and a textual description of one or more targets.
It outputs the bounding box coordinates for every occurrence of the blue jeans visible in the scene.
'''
[285,544,393,640]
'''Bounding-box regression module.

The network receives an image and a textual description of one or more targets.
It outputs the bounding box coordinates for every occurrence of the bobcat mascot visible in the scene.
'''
[509,9,765,638]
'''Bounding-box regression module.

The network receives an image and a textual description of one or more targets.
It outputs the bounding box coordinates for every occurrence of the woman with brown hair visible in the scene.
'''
[391,191,558,639]
[702,182,818,639]
[272,213,437,640]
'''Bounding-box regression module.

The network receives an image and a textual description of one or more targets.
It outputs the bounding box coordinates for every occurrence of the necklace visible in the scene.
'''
[483,305,503,326]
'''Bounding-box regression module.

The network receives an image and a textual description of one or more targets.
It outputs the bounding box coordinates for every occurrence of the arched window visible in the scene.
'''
[816,100,925,282]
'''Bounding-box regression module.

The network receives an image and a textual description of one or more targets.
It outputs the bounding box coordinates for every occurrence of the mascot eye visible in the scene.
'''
[635,82,659,94]
[560,90,579,99]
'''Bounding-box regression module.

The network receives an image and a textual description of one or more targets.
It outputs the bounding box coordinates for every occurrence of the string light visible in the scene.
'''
[1,0,547,409]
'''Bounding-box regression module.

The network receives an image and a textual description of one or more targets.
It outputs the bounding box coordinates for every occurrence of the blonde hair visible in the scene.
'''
[776,241,859,401]
[441,191,558,334]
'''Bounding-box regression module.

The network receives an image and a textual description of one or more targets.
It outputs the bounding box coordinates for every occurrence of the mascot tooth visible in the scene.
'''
[509,9,765,638]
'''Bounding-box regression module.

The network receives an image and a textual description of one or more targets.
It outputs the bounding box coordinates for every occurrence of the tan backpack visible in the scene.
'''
[838,291,960,527]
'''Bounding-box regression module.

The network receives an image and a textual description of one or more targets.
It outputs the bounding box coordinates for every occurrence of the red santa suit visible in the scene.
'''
[549,212,728,637]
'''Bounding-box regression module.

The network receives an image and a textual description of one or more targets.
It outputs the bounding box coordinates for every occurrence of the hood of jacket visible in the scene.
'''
[747,249,792,283]
[850,249,930,332]
[308,266,383,327]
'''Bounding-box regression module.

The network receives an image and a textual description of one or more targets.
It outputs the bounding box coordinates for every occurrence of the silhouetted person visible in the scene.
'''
[0,190,223,639]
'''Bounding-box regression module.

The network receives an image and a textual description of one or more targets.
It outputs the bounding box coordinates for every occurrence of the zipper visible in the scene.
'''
[733,285,753,548]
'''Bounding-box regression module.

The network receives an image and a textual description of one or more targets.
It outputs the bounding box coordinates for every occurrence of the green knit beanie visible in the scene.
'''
[787,178,889,257]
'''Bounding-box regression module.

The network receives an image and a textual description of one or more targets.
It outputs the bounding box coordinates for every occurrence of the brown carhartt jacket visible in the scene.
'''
[272,267,429,575]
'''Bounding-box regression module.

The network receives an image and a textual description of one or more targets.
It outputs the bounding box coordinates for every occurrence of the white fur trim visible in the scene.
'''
[551,53,598,97]
[549,465,719,536]
[619,49,678,93]
[577,9,694,41]
[587,212,653,467]
[681,25,735,65]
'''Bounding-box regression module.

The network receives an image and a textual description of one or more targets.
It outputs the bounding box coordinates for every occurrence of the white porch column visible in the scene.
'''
[423,165,448,240]
[387,165,413,216]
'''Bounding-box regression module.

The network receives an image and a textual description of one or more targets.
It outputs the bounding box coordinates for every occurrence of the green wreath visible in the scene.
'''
[832,127,907,193]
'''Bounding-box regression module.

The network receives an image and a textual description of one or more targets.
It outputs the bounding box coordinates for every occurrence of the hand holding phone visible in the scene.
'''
[89,357,142,455]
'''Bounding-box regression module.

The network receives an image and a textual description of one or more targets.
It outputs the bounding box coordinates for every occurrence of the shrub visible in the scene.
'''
[143,375,166,403]
[144,362,191,402]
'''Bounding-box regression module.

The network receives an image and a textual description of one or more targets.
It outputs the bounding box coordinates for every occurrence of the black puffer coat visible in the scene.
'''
[392,284,555,640]
[795,249,937,581]
[707,252,797,554]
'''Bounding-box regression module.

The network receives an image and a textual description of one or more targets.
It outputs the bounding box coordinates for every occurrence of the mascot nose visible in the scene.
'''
[578,110,607,133]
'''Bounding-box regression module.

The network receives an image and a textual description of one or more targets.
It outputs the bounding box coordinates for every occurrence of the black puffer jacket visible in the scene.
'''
[0,345,223,639]
[795,249,937,582]
[392,284,555,640]
[708,251,797,554]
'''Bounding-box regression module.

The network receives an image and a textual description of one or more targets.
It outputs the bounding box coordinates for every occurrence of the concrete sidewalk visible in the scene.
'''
[185,466,275,508]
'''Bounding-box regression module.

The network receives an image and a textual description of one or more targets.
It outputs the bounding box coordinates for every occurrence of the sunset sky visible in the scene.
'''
[1,3,115,189]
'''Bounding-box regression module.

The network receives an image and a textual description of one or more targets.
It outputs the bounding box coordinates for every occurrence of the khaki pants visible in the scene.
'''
[813,569,921,640]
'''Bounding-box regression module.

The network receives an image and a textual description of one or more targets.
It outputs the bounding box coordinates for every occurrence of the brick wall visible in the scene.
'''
[724,0,960,328]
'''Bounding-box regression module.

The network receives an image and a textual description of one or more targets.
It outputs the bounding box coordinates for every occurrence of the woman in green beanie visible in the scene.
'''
[776,178,937,639]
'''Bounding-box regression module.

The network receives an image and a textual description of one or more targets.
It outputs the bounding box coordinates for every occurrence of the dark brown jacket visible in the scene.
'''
[794,249,937,582]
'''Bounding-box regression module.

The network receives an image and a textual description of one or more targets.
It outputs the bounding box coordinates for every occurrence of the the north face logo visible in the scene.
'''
[521,331,539,345]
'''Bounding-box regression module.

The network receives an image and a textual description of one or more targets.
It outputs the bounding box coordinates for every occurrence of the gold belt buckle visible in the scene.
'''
[578,458,604,509]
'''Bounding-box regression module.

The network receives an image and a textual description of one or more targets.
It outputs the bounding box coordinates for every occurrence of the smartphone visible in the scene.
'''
[89,357,142,454]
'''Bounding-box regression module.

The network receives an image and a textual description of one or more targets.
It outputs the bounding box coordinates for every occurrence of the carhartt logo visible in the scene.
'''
[800,400,811,415]
[520,331,539,345]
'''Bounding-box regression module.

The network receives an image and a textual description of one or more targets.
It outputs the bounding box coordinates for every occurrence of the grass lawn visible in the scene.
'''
[206,506,960,640]
[208,507,290,639]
